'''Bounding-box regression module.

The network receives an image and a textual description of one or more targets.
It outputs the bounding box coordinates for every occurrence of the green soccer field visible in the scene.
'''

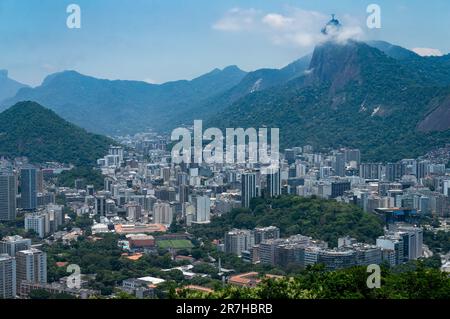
[156,239,194,249]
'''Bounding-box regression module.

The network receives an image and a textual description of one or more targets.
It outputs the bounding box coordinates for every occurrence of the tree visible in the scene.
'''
[74,214,94,230]
[176,263,450,299]
[191,195,384,247]
[29,289,52,300]
[113,291,137,299]
[57,167,105,190]
[169,218,183,233]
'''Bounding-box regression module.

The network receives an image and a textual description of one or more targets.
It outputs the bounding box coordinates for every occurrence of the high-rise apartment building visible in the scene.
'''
[334,153,346,177]
[359,163,382,180]
[20,168,37,210]
[153,201,173,225]
[95,195,107,216]
[395,226,423,261]
[344,149,361,165]
[0,236,31,257]
[126,202,142,221]
[254,226,280,245]
[195,195,210,223]
[385,163,406,182]
[241,172,257,208]
[36,169,44,193]
[24,212,48,238]
[266,169,281,197]
[376,235,404,266]
[224,229,255,257]
[0,254,16,299]
[178,184,190,204]
[15,248,47,286]
[0,174,17,221]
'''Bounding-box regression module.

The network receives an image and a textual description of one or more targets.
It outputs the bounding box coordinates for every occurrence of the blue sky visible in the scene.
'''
[1,0,449,86]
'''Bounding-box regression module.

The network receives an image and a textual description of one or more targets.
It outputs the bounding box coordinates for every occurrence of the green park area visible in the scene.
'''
[156,239,194,250]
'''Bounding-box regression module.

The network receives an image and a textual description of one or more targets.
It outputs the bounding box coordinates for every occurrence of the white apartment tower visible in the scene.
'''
[15,248,47,286]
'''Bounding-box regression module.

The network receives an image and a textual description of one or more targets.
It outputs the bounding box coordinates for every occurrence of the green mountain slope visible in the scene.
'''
[367,41,450,86]
[0,101,114,165]
[208,41,450,162]
[171,54,312,128]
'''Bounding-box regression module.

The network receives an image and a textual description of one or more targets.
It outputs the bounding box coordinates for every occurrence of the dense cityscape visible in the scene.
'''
[1,1,450,306]
[1,128,449,299]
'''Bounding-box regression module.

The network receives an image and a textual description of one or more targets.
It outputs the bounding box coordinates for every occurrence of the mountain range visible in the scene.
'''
[0,56,313,135]
[2,40,450,161]
[1,66,247,135]
[0,70,28,102]
[0,101,113,165]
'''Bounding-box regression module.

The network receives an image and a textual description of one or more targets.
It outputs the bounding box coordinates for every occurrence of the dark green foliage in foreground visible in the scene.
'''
[176,262,450,299]
[29,289,76,300]
[191,195,384,247]
[0,101,114,165]
[57,167,105,190]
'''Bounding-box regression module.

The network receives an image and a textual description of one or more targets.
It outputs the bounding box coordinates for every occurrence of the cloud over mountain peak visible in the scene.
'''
[213,7,365,48]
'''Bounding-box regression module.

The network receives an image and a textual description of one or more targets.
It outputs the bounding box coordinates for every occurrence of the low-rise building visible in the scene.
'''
[126,234,155,249]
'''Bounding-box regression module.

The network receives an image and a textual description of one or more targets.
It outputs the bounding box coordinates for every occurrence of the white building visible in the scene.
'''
[224,229,254,256]
[395,226,423,260]
[16,248,47,286]
[24,212,48,238]
[153,201,173,225]
[443,179,450,197]
[195,195,211,223]
[109,146,124,162]
[126,202,142,221]
[91,223,110,234]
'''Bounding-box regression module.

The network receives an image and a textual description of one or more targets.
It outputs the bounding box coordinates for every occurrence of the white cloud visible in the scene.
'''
[213,7,365,48]
[262,13,294,29]
[412,48,443,57]
[328,25,365,44]
[212,8,260,32]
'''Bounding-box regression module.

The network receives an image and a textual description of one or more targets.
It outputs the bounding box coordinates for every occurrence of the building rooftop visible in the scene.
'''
[16,248,43,255]
[125,234,155,240]
[137,276,166,285]
[115,223,167,234]
[122,253,144,261]
[228,272,261,287]
[1,235,29,242]
[0,253,13,261]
